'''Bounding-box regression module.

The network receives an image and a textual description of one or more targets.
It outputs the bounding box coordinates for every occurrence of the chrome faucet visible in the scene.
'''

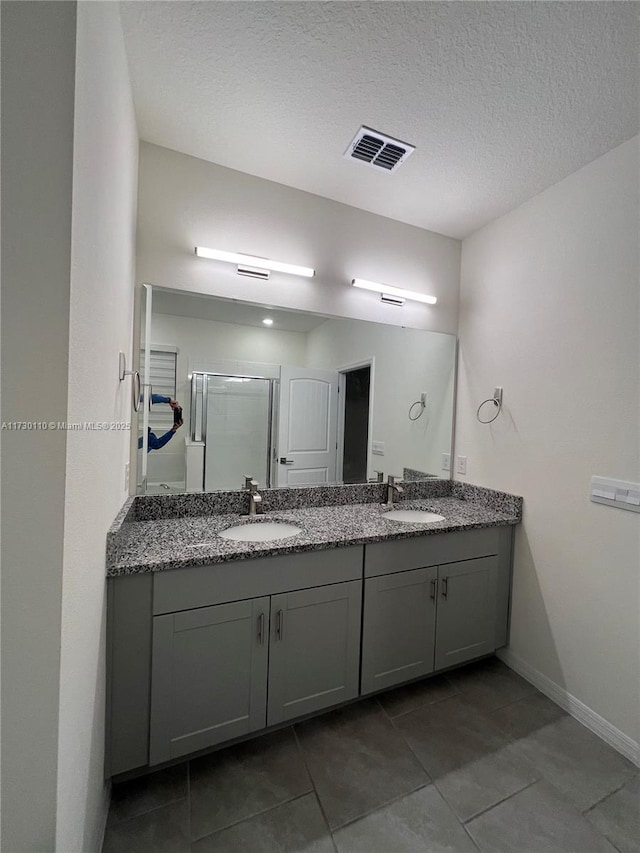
[386,475,404,507]
[244,475,262,516]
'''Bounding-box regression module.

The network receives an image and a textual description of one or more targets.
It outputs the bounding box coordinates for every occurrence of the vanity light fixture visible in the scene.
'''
[262,318,274,326]
[351,278,437,306]
[195,246,315,279]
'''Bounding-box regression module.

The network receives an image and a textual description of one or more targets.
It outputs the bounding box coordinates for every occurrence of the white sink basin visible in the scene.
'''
[384,510,445,524]
[219,522,303,542]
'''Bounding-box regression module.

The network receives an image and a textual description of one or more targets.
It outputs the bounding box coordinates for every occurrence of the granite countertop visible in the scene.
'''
[107,482,522,576]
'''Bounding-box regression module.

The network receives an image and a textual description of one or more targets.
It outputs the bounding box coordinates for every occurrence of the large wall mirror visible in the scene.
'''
[136,285,456,494]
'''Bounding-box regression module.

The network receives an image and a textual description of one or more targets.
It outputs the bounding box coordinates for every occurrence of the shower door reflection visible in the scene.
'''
[201,374,275,492]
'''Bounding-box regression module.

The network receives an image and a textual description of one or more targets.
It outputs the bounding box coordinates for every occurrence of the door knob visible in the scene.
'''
[279,457,294,465]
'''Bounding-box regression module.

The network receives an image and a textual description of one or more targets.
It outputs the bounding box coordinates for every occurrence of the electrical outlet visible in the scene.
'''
[372,441,385,456]
[124,462,130,490]
[456,455,467,475]
[441,453,451,471]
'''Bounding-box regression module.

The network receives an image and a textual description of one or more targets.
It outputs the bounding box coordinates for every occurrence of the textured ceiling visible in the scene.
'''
[120,1,638,238]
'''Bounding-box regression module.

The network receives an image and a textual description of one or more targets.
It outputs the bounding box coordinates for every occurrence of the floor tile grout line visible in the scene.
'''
[106,794,190,829]
[382,687,464,720]
[444,660,541,708]
[384,688,514,776]
[449,679,541,714]
[375,694,392,721]
[474,686,541,715]
[537,775,632,852]
[597,829,627,853]
[383,690,553,834]
[291,723,334,838]
[531,771,627,826]
[376,689,462,722]
[459,818,484,853]
[108,765,192,826]
[376,698,438,784]
[581,774,636,815]
[605,824,632,853]
[457,777,540,825]
[295,707,431,836]
[312,790,339,853]
[328,779,432,835]
[381,677,543,730]
[291,723,322,801]
[189,726,313,841]
[506,722,638,817]
[190,791,313,844]
[383,707,441,795]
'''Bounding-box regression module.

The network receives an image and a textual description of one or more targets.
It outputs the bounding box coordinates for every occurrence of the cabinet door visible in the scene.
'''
[361,566,438,696]
[267,581,361,726]
[149,597,269,765]
[434,557,497,671]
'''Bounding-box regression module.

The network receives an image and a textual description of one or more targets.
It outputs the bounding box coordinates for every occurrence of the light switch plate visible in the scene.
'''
[456,455,467,475]
[590,476,640,513]
[441,453,451,471]
[372,441,385,456]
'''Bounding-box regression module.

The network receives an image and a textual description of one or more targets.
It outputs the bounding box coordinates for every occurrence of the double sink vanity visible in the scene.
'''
[105,478,522,779]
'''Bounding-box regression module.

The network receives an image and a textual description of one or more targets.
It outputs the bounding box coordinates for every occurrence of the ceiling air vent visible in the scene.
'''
[344,126,415,173]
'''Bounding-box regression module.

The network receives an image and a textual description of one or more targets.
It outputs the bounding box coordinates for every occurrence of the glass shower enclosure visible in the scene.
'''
[191,371,277,492]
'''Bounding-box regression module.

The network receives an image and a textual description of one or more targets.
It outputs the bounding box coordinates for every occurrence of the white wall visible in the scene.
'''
[456,138,639,749]
[56,4,139,851]
[306,319,456,479]
[1,3,77,849]
[136,143,461,336]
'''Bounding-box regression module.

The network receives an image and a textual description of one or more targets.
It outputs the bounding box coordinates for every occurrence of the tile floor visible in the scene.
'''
[103,657,639,853]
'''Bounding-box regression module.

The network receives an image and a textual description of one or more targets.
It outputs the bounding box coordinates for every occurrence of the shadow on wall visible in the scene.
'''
[504,522,565,693]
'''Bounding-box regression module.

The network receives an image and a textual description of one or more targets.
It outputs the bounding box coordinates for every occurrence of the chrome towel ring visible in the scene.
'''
[476,387,503,424]
[408,392,427,421]
[119,351,141,413]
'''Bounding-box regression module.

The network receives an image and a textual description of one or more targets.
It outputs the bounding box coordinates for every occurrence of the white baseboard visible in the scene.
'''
[496,648,640,768]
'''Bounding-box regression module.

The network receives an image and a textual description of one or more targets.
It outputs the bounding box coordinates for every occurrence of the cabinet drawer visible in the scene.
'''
[153,545,363,615]
[364,528,500,577]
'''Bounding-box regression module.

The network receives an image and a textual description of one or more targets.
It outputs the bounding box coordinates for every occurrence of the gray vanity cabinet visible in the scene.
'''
[149,580,362,764]
[361,529,508,696]
[361,566,438,695]
[149,596,269,766]
[136,546,364,769]
[106,531,514,778]
[267,580,362,725]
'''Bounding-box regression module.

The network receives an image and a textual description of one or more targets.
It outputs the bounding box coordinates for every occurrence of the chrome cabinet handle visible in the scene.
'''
[279,457,294,465]
[276,609,284,640]
[441,577,448,599]
[430,578,437,601]
[257,612,265,645]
